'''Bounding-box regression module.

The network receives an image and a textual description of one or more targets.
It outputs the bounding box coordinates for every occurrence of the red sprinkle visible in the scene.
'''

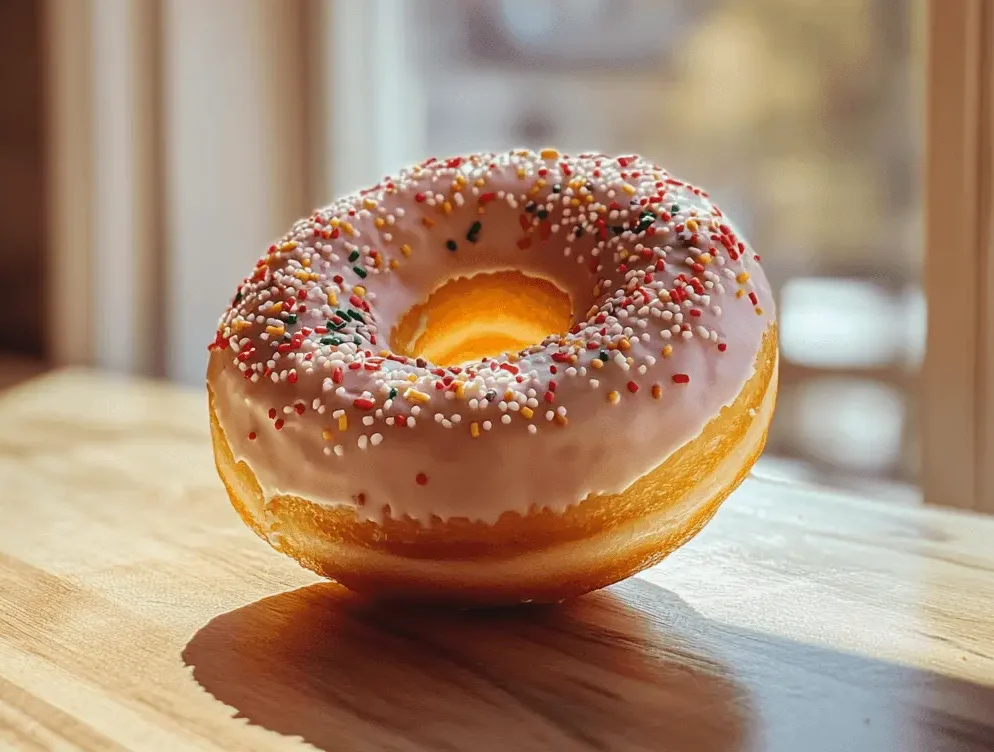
[672,374,690,385]
[353,397,375,410]
[274,419,285,431]
[247,432,257,440]
[415,472,428,486]
[627,381,639,393]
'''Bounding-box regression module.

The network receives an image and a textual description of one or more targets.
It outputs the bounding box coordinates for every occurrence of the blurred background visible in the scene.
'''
[1,0,925,502]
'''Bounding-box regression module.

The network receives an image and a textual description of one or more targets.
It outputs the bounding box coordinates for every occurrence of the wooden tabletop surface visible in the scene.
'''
[1,368,993,751]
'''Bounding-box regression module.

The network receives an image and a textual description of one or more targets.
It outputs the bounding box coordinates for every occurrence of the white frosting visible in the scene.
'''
[208,150,776,524]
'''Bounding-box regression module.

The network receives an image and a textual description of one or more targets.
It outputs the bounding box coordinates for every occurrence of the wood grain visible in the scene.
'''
[1,369,993,751]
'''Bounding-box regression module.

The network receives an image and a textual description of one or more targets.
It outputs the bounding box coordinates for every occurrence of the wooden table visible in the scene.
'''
[1,369,993,752]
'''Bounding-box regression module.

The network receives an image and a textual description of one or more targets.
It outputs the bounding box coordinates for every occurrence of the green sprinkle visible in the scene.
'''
[599,351,610,362]
[388,387,398,399]
[552,184,561,193]
[353,266,367,278]
[445,239,458,252]
[353,335,361,345]
[286,313,297,325]
[466,221,482,242]
[233,290,242,303]
[671,204,679,213]
[320,336,336,345]
[537,209,549,220]
[347,309,364,322]
[348,250,360,262]
[525,202,537,213]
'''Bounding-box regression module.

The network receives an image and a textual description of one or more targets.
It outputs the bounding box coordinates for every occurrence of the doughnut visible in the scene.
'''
[207,149,778,605]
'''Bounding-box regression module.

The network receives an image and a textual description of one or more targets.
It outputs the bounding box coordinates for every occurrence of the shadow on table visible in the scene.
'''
[182,579,752,751]
[182,578,994,752]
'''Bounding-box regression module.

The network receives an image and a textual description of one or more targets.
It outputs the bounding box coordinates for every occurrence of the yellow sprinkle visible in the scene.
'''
[571,198,580,207]
[338,415,349,431]
[279,241,298,252]
[389,259,399,270]
[379,350,390,357]
[540,148,559,160]
[470,421,481,438]
[736,272,751,284]
[618,338,631,351]
[685,219,699,232]
[736,289,746,298]
[442,201,452,215]
[327,291,338,306]
[404,388,430,404]
[353,285,366,297]
[322,429,334,441]
[362,198,377,210]
[301,257,311,268]
[507,352,519,363]
[591,358,604,369]
[618,248,629,260]
[651,384,662,399]
[555,414,569,427]
[662,345,673,358]
[455,382,466,399]
[294,271,312,281]
[520,406,534,420]
[475,177,486,187]
[584,194,594,203]
[374,217,385,228]
[699,253,712,265]
[330,218,340,228]
[265,325,285,337]
[608,391,620,404]
[233,320,252,332]
[517,166,527,179]
[626,356,634,366]
[755,307,764,315]
[658,289,671,302]
[401,244,412,257]
[422,217,435,228]
[622,183,637,195]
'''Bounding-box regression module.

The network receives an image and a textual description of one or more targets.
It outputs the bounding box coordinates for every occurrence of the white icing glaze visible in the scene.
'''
[208,150,776,524]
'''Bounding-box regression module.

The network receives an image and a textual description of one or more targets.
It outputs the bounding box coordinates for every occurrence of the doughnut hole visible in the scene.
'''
[390,270,573,366]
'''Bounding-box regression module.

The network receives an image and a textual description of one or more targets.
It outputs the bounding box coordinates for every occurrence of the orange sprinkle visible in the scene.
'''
[322,429,334,441]
[662,345,673,358]
[540,148,560,160]
[736,272,751,283]
[520,406,534,420]
[470,421,481,438]
[337,415,348,431]
[651,384,662,399]
[401,244,412,257]
[608,391,620,404]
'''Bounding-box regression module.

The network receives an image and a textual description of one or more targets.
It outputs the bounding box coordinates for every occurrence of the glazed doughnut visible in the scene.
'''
[207,149,778,605]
